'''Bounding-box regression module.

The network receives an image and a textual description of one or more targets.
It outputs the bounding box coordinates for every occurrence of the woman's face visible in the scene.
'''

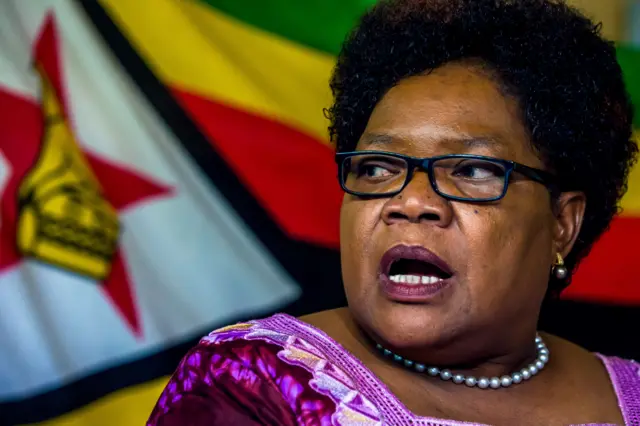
[340,63,584,362]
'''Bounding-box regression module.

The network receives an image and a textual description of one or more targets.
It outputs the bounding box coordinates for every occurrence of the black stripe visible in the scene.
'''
[540,299,640,360]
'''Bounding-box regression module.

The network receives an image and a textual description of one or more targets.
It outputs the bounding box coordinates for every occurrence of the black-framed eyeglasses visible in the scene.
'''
[335,151,558,202]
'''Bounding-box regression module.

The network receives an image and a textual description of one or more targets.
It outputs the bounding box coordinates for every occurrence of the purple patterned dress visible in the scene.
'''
[147,314,640,425]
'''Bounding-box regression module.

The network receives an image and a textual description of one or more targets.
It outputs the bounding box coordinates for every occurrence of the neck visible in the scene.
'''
[359,323,543,382]
[437,338,540,378]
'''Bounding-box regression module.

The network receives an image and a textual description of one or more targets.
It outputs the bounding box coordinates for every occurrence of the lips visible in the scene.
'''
[380,245,453,279]
[378,245,454,301]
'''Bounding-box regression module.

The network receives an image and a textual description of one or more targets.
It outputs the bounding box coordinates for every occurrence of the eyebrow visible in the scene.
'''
[459,136,501,149]
[359,133,395,147]
[359,133,502,149]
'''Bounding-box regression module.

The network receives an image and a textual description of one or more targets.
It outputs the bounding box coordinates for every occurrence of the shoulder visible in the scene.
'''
[299,307,362,346]
[597,354,640,394]
[201,310,345,349]
[191,313,330,382]
[147,314,338,426]
[542,333,636,385]
[544,332,639,380]
[544,334,640,421]
[298,307,350,332]
[598,353,640,372]
[597,354,640,423]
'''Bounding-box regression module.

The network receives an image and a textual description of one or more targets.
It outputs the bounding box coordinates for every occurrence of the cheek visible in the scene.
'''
[339,198,382,291]
[461,200,553,306]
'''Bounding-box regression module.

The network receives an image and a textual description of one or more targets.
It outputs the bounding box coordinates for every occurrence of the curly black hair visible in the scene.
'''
[327,0,637,293]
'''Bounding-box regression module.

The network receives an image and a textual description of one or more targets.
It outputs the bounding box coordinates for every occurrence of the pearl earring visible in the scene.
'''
[552,253,568,280]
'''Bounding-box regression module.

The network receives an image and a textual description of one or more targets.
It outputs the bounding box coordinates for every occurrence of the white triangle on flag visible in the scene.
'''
[0,0,300,401]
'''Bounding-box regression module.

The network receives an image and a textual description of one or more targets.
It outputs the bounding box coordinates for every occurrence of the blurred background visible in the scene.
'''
[0,0,638,425]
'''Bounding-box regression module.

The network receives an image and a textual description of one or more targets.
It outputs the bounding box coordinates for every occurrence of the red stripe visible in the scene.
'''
[565,216,640,305]
[172,88,341,248]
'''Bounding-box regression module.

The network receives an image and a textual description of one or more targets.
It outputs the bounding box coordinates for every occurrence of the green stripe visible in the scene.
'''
[201,0,638,126]
[617,45,640,127]
[198,0,375,55]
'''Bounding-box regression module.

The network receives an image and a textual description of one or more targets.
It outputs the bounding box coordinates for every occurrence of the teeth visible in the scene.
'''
[389,274,443,285]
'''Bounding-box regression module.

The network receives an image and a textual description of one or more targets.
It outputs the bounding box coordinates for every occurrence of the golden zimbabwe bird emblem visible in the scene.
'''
[16,66,120,281]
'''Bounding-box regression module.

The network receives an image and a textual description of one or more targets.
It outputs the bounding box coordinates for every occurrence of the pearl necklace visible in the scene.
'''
[375,335,549,389]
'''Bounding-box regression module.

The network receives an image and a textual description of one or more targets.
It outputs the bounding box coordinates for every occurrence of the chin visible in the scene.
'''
[362,297,461,349]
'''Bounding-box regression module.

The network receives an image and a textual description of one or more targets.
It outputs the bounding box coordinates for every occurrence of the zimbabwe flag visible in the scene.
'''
[0,1,638,425]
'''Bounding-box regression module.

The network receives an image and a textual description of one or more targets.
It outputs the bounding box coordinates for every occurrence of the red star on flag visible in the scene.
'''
[0,15,173,337]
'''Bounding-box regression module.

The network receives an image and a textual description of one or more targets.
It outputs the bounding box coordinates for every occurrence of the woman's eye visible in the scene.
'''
[453,162,504,180]
[357,164,393,178]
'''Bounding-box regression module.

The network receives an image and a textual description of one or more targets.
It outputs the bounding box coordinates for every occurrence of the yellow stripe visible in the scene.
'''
[99,0,334,142]
[620,130,640,215]
[25,377,168,426]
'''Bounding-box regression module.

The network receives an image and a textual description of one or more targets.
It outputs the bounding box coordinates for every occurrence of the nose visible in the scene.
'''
[381,170,453,227]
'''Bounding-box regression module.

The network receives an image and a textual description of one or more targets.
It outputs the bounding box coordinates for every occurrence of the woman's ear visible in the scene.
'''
[552,191,587,257]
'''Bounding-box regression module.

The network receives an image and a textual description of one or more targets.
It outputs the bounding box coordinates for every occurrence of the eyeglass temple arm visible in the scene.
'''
[512,163,559,189]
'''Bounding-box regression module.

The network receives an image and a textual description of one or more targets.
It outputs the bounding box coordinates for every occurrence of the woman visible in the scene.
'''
[147,0,639,424]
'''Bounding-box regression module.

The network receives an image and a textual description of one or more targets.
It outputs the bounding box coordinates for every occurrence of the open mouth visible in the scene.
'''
[380,245,454,286]
[388,258,453,285]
